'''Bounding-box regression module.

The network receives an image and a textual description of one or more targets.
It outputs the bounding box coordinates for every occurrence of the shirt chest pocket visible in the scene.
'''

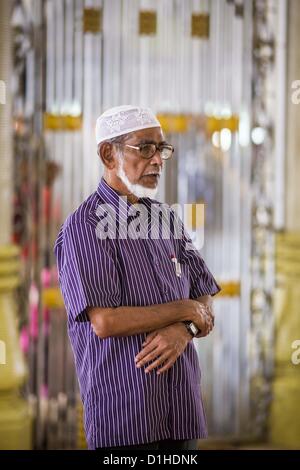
[170,257,191,299]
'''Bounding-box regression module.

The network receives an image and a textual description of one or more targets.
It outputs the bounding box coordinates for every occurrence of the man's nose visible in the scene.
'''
[150,149,163,166]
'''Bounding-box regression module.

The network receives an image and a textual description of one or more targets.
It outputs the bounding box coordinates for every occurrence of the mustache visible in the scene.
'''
[142,169,162,176]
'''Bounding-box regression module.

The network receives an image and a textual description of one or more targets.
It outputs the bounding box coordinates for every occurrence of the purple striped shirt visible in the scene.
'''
[54,177,220,449]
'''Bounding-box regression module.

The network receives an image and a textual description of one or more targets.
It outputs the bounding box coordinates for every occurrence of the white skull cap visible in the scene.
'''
[95,105,161,145]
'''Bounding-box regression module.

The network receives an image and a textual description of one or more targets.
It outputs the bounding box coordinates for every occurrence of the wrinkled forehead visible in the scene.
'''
[126,127,165,143]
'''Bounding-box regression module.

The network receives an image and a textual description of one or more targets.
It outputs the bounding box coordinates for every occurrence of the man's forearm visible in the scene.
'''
[87,299,196,338]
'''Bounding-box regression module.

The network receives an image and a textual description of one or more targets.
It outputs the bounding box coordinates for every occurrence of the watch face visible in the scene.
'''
[190,322,199,336]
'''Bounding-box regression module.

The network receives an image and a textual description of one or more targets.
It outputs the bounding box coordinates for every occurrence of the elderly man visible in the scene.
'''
[54,105,220,451]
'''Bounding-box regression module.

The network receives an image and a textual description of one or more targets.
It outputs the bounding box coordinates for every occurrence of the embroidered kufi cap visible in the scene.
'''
[95,105,161,145]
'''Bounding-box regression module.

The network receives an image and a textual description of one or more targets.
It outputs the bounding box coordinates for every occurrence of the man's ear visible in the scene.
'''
[98,142,117,170]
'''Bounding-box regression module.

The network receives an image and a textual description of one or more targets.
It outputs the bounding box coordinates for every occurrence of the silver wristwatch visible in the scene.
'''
[183,321,200,338]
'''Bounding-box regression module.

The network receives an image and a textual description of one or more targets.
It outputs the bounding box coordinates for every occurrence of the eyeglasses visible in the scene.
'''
[117,142,175,160]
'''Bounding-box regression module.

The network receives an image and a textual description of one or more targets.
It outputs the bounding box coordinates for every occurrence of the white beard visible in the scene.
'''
[116,154,160,199]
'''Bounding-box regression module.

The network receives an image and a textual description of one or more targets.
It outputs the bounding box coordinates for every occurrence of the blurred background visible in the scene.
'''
[0,0,300,450]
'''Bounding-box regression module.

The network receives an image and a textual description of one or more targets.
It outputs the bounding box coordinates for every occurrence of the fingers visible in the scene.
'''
[144,352,170,373]
[135,342,180,373]
[135,336,160,366]
[199,303,215,336]
[195,311,214,338]
[136,348,160,367]
[135,326,189,374]
[205,315,213,332]
[206,310,215,333]
[157,358,175,374]
[203,319,213,336]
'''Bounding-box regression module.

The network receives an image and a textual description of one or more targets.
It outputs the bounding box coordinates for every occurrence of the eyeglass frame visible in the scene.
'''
[115,141,175,160]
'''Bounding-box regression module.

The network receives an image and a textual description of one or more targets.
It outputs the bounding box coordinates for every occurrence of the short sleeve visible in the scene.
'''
[180,226,221,299]
[54,220,121,322]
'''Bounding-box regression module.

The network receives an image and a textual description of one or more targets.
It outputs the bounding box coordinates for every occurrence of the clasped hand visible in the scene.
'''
[135,302,214,375]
